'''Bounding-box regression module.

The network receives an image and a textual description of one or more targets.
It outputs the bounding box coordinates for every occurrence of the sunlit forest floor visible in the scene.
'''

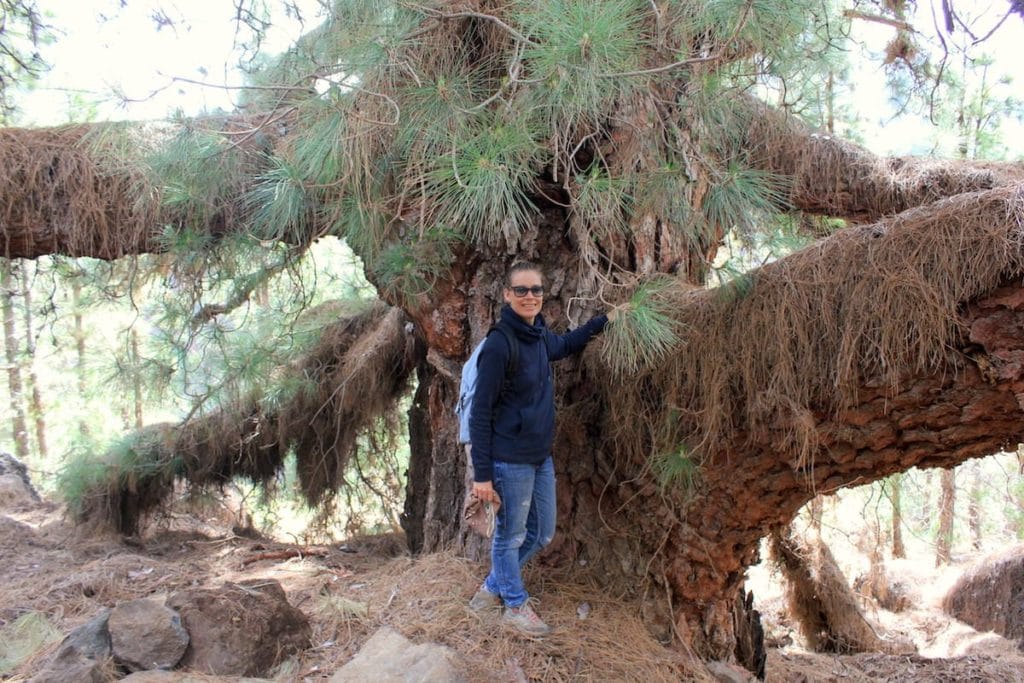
[3,491,1024,682]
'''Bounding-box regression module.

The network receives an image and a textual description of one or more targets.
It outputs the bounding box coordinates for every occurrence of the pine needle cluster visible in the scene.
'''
[601,276,689,375]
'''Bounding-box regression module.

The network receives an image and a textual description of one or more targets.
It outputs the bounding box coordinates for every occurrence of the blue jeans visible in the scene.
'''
[483,456,556,608]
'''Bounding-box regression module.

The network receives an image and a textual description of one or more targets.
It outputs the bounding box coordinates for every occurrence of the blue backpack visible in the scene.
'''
[456,322,519,445]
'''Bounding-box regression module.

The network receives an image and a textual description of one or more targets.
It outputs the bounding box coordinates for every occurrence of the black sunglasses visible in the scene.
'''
[510,286,544,297]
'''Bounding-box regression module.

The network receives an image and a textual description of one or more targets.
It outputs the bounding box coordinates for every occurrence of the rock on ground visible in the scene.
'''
[28,649,109,683]
[0,451,41,510]
[57,608,112,661]
[943,544,1024,644]
[707,659,758,683]
[109,599,189,672]
[165,578,310,676]
[330,626,466,683]
[30,609,112,683]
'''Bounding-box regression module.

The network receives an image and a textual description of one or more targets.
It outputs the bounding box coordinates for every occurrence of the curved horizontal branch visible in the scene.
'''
[0,120,280,260]
[596,184,1024,638]
[77,302,420,533]
[741,99,1024,222]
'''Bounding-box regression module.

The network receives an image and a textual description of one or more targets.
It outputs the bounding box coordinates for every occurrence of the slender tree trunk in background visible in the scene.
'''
[2,262,30,461]
[968,460,983,550]
[1011,448,1024,539]
[255,281,269,308]
[956,50,971,160]
[71,280,89,437]
[921,470,934,532]
[131,328,143,429]
[825,71,835,135]
[890,474,906,559]
[119,405,132,432]
[936,469,956,566]
[1016,487,1024,540]
[809,495,823,530]
[20,261,47,462]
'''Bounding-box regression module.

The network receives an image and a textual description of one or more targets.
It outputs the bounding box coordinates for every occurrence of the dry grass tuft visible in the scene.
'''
[0,125,159,259]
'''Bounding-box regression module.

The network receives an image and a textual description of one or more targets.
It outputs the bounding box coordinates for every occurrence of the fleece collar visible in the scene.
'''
[500,303,544,342]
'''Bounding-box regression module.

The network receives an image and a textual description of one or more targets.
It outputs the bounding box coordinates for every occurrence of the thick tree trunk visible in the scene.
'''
[2,262,29,460]
[890,474,906,559]
[411,264,1024,661]
[936,469,956,566]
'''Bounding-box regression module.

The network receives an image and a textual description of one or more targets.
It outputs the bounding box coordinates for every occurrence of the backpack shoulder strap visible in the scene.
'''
[488,321,518,378]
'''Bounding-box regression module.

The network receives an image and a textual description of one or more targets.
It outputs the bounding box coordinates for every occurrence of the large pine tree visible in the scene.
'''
[3,0,1024,669]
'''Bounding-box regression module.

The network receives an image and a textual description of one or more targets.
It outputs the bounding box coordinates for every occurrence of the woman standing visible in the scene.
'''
[467,261,611,636]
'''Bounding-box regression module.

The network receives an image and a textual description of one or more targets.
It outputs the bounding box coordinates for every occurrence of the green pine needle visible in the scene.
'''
[602,278,685,375]
[650,445,699,492]
[147,126,249,230]
[423,120,541,244]
[246,156,316,243]
[572,167,633,237]
[293,102,349,186]
[370,226,461,307]
[516,0,649,126]
[704,163,790,238]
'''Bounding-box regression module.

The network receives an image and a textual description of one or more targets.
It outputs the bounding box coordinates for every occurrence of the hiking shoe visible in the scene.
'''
[502,600,550,636]
[469,585,501,612]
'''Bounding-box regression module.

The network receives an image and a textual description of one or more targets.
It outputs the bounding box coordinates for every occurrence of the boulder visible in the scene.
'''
[330,627,466,683]
[0,451,41,510]
[166,579,310,676]
[57,609,112,661]
[109,599,189,672]
[31,609,113,683]
[944,545,1024,644]
[28,649,108,683]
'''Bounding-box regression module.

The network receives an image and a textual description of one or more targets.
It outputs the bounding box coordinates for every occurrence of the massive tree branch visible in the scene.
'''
[738,99,1024,222]
[0,121,276,260]
[587,184,1024,656]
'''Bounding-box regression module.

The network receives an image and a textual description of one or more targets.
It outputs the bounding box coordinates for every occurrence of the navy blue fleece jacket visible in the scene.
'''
[469,304,608,483]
